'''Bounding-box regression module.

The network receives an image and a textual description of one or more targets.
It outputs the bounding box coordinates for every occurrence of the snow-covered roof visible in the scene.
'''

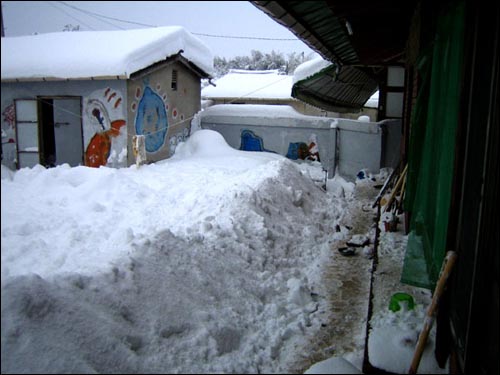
[201,103,321,120]
[197,104,338,130]
[364,90,379,108]
[292,57,334,84]
[202,69,293,100]
[1,26,214,81]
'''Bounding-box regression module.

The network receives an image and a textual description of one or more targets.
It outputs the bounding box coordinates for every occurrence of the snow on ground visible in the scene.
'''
[1,129,448,374]
[1,129,340,373]
[367,213,448,374]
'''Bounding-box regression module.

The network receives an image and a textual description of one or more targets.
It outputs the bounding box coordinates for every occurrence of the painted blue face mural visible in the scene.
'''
[135,86,168,153]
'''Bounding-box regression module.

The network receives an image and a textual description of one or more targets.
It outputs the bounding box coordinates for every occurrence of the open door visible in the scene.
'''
[15,97,83,169]
[50,98,83,167]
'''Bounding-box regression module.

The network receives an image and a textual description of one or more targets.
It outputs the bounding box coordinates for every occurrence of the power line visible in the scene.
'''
[57,1,157,28]
[11,73,293,144]
[47,1,96,31]
[191,32,299,41]
[56,1,127,30]
[56,1,300,41]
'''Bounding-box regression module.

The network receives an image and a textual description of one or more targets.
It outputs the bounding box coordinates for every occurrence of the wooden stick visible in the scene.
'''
[372,166,398,208]
[396,170,408,213]
[408,251,458,374]
[384,164,408,212]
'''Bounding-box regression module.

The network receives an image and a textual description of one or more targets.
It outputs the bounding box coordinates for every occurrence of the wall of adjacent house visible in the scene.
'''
[127,61,201,165]
[203,119,337,176]
[0,80,128,170]
[198,109,401,180]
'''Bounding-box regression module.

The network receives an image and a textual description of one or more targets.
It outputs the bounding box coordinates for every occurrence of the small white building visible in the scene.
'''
[1,26,213,170]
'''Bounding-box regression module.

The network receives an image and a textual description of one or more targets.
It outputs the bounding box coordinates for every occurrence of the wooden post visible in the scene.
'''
[132,135,146,168]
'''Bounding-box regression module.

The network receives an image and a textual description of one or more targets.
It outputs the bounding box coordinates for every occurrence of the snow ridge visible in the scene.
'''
[1,131,337,373]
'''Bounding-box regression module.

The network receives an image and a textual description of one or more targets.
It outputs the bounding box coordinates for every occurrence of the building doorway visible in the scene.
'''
[15,97,83,168]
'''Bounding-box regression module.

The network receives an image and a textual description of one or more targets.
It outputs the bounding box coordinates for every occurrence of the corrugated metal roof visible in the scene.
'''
[292,64,378,112]
[254,1,359,65]
[252,1,416,66]
[251,1,415,111]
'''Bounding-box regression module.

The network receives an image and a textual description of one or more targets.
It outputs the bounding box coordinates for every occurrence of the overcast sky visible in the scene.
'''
[1,1,317,59]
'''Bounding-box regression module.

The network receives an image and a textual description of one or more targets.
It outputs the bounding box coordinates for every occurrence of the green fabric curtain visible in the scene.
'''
[402,1,465,289]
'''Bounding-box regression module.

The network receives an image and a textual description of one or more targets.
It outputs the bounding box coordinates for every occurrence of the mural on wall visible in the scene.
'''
[240,129,276,153]
[84,88,126,168]
[239,129,320,162]
[287,133,321,161]
[307,133,320,161]
[2,103,16,145]
[133,83,169,153]
[131,80,187,156]
[1,103,17,166]
[286,142,310,160]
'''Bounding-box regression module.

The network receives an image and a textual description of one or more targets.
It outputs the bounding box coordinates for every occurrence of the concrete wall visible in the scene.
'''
[197,105,401,180]
[334,119,383,178]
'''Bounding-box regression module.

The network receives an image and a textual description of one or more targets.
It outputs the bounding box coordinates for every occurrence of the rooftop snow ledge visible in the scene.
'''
[292,57,334,85]
[228,69,282,75]
[1,26,214,81]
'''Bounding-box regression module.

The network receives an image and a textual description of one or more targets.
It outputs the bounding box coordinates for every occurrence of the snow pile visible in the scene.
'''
[304,356,362,374]
[367,216,448,374]
[1,130,337,373]
[1,129,446,374]
[368,305,446,374]
[1,26,214,80]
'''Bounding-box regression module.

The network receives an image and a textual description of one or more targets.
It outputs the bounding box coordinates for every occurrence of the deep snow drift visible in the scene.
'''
[1,130,338,373]
[1,129,448,374]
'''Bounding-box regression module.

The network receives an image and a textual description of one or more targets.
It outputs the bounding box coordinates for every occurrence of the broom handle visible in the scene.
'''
[384,164,408,213]
[408,251,458,374]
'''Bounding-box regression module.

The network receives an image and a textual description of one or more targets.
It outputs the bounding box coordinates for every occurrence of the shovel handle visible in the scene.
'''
[408,251,457,374]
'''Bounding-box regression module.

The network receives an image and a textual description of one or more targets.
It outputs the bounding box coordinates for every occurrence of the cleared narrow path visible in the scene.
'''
[291,179,380,373]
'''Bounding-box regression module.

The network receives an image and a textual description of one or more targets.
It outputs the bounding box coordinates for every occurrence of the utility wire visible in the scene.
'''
[56,1,300,41]
[47,1,96,31]
[12,74,293,143]
[191,32,298,41]
[56,1,127,30]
